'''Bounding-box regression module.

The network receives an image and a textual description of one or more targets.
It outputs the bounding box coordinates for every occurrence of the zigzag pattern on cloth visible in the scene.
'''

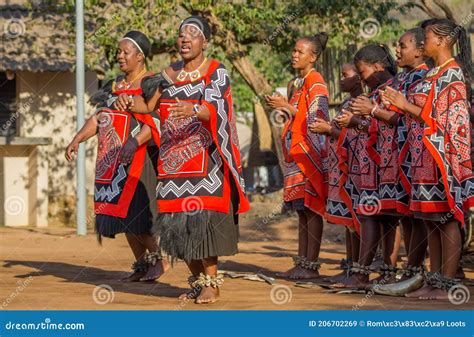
[167,82,205,97]
[379,184,398,198]
[94,164,127,202]
[412,185,447,201]
[326,201,351,216]
[206,67,246,191]
[156,148,223,198]
[434,67,464,95]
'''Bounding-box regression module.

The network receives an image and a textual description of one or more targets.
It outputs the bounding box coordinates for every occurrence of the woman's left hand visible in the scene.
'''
[265,92,288,109]
[350,95,375,116]
[309,118,331,134]
[381,87,408,110]
[334,109,354,128]
[119,137,138,165]
[169,98,195,119]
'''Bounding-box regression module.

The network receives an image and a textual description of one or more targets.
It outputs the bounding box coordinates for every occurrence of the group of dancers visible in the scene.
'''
[266,18,473,300]
[65,15,472,304]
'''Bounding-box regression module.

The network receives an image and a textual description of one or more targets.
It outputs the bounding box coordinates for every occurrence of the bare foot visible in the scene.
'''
[289,267,320,280]
[323,271,348,283]
[371,274,397,285]
[121,270,147,282]
[276,266,300,278]
[277,266,319,280]
[140,259,170,282]
[405,284,433,298]
[195,287,219,304]
[333,274,369,289]
[419,287,449,300]
[178,286,202,301]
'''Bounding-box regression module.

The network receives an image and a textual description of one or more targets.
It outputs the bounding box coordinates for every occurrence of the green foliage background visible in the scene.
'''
[32,0,417,112]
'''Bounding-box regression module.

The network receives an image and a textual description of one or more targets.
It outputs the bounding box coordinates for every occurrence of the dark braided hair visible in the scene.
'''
[300,32,329,59]
[354,44,398,76]
[421,18,472,98]
[406,27,424,48]
[405,27,434,68]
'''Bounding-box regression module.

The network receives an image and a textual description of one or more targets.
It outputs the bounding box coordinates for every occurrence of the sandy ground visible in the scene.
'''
[1,201,473,310]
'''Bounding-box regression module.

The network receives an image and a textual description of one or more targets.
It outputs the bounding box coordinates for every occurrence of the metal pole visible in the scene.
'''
[75,0,87,235]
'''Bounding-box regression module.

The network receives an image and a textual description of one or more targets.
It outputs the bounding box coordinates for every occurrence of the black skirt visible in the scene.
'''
[154,180,240,262]
[95,146,159,239]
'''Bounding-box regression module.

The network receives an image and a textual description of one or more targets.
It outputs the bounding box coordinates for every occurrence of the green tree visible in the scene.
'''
[38,0,409,163]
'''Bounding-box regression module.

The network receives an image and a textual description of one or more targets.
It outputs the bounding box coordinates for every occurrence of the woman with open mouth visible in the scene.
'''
[115,16,250,304]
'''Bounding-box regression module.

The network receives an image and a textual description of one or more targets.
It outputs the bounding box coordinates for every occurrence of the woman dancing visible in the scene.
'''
[65,31,168,282]
[115,16,250,304]
[265,32,329,280]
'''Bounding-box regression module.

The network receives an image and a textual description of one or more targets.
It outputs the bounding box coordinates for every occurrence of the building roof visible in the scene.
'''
[0,4,77,72]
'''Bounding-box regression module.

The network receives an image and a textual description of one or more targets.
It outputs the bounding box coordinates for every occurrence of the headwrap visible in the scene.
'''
[120,30,151,57]
[179,16,211,40]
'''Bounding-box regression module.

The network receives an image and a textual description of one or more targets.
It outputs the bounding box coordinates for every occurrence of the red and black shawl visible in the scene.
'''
[282,70,329,216]
[94,83,159,218]
[417,60,474,224]
[155,60,249,215]
[325,98,360,232]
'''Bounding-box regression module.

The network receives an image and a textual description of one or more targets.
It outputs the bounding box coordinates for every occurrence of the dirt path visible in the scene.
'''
[1,202,472,310]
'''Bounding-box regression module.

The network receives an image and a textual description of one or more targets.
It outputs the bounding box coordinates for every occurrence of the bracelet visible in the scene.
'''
[370,104,379,117]
[356,119,366,131]
[193,104,200,116]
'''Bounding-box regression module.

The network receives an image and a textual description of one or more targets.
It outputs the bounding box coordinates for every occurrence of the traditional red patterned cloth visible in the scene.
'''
[395,64,429,214]
[325,98,359,232]
[365,78,404,215]
[409,60,474,224]
[337,79,400,220]
[282,70,329,216]
[155,60,249,214]
[94,86,160,218]
[337,126,362,233]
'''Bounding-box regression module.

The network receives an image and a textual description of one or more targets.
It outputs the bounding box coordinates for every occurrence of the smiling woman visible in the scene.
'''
[65,30,168,284]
